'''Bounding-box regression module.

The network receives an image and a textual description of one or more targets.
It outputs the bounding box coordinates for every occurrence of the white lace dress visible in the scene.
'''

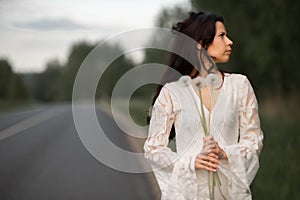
[144,74,264,200]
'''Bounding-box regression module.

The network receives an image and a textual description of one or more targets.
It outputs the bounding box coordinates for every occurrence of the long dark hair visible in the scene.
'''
[147,11,225,139]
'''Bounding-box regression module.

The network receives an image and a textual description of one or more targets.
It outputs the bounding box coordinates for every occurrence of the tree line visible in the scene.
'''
[1,0,298,105]
[0,59,27,101]
[0,41,134,103]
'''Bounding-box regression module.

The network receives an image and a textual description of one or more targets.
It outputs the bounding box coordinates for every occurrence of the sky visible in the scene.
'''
[0,0,190,73]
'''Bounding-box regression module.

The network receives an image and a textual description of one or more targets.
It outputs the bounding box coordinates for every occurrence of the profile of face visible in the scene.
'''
[206,21,233,63]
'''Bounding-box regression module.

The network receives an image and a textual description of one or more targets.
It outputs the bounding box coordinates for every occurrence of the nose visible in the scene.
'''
[226,36,233,46]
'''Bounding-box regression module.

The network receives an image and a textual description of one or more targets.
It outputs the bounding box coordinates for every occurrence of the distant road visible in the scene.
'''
[0,104,159,200]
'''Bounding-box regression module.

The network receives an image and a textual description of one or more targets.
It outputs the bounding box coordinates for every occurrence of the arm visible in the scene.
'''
[223,76,264,187]
[144,86,179,172]
[143,86,197,198]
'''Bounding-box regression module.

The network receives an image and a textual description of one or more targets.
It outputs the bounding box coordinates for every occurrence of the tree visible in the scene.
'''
[0,59,27,100]
[96,43,135,100]
[34,59,63,101]
[62,41,96,100]
[0,59,13,98]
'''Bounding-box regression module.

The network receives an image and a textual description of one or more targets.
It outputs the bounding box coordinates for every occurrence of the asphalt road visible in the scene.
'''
[0,104,160,200]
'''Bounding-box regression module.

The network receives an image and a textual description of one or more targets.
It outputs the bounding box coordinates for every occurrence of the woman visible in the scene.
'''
[144,11,263,199]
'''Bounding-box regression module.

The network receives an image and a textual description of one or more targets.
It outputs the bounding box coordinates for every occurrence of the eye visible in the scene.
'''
[219,32,225,37]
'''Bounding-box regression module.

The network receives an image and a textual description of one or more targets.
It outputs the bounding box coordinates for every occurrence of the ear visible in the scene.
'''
[197,40,204,49]
[197,43,202,50]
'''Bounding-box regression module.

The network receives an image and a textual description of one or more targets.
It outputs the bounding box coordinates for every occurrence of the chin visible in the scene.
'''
[215,59,230,63]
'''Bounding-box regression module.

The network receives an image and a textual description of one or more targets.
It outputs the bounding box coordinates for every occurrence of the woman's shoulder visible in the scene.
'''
[224,73,250,86]
[164,76,190,90]
[224,73,256,99]
[159,76,192,102]
[224,72,247,80]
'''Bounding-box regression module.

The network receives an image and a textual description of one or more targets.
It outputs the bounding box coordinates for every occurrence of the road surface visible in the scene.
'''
[0,103,160,200]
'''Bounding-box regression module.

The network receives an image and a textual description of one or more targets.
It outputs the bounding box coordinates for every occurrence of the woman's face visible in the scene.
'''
[206,21,233,63]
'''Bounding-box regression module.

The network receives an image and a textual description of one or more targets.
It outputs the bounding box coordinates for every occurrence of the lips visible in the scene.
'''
[225,50,232,54]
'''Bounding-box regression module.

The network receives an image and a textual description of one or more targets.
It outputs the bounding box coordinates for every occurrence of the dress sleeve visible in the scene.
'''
[222,76,264,197]
[143,85,197,198]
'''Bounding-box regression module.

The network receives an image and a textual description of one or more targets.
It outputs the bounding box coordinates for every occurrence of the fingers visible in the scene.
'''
[203,135,215,144]
[210,146,228,160]
[198,136,228,170]
[203,136,216,147]
[201,136,217,155]
[201,147,212,155]
[209,148,220,159]
[195,153,220,172]
[207,152,219,160]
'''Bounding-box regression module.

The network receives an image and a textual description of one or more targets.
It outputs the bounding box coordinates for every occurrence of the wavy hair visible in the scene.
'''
[147,11,225,139]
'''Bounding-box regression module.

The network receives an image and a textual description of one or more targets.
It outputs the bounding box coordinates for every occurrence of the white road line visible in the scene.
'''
[0,106,68,141]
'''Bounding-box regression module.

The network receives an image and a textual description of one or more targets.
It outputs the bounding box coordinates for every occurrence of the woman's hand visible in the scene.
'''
[194,135,228,171]
[194,152,219,172]
[202,135,228,160]
[201,135,216,155]
[195,135,219,171]
[210,142,228,160]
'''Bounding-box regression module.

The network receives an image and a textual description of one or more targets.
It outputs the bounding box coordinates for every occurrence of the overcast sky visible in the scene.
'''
[0,0,189,73]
